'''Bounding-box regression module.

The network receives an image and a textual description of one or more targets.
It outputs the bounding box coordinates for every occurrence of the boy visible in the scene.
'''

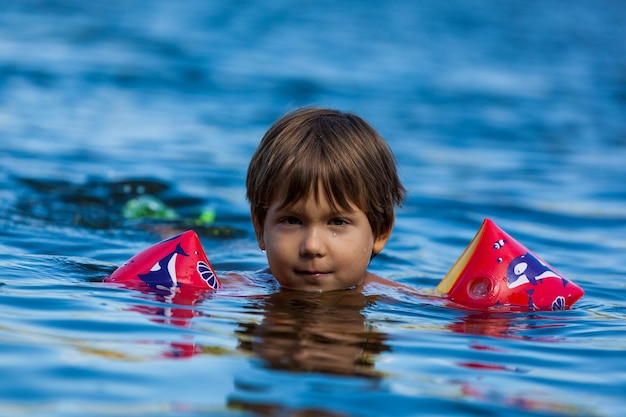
[246,107,406,293]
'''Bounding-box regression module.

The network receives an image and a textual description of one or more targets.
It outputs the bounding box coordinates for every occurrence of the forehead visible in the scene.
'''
[273,182,359,214]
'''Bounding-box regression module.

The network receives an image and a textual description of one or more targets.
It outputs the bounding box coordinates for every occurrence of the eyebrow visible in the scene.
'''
[276,203,359,218]
[277,192,359,212]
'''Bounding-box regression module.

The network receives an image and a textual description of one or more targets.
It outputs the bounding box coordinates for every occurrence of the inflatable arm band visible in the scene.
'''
[436,218,584,311]
[105,230,221,293]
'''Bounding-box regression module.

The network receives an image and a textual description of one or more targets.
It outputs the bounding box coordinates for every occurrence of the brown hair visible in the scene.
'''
[246,108,405,239]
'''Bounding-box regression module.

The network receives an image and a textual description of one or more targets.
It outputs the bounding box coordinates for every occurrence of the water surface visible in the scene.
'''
[1,1,625,416]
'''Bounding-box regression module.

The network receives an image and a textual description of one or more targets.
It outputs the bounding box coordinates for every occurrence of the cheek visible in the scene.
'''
[264,230,292,256]
[357,232,376,254]
[341,240,373,264]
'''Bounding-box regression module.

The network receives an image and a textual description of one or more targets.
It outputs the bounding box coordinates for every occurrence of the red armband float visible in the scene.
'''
[436,218,584,311]
[105,230,221,293]
[104,230,221,358]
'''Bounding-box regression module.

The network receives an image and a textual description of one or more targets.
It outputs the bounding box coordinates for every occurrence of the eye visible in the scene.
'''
[281,216,301,225]
[514,262,528,275]
[329,218,348,226]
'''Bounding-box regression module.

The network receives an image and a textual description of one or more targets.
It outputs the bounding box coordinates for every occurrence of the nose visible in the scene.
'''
[299,227,325,258]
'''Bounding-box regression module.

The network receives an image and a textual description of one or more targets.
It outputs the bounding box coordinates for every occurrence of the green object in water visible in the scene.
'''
[122,195,179,221]
[195,206,216,225]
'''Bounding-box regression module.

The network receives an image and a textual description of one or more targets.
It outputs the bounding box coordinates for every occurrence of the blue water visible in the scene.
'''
[1,1,625,415]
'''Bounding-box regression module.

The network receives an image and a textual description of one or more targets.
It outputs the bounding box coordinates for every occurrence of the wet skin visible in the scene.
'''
[254,191,390,292]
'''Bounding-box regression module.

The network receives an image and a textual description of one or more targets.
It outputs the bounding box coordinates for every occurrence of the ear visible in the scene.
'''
[252,215,266,251]
[372,228,392,255]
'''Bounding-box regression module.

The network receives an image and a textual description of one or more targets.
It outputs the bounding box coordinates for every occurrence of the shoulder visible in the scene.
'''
[216,269,280,296]
[363,272,417,294]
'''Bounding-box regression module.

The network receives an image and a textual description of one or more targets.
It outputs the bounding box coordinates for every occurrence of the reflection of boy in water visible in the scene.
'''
[241,107,410,294]
[236,290,390,377]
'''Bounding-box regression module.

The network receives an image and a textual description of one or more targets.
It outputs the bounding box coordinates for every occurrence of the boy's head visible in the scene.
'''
[246,107,406,242]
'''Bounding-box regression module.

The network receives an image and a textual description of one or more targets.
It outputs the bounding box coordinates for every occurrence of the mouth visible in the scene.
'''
[295,270,331,281]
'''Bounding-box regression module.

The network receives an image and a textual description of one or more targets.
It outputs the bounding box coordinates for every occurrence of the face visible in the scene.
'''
[254,189,390,292]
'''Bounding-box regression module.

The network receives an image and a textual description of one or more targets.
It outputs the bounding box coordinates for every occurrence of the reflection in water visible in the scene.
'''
[229,402,349,417]
[230,290,389,416]
[449,311,567,340]
[449,311,569,375]
[236,290,390,378]
[120,287,215,359]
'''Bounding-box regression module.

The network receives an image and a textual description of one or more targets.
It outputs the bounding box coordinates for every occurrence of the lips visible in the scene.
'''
[295,269,330,280]
[296,270,328,276]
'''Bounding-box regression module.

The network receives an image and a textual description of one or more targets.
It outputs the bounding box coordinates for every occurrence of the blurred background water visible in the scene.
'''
[1,0,625,416]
